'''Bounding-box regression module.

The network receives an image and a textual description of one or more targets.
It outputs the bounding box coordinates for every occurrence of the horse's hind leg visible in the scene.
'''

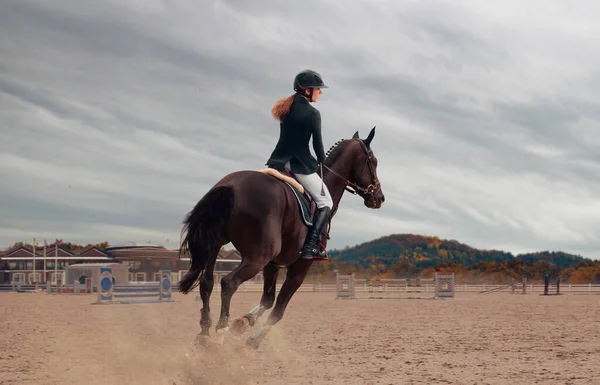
[231,261,280,335]
[246,258,313,349]
[198,248,218,337]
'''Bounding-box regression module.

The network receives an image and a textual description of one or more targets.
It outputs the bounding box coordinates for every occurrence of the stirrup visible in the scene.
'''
[300,246,326,260]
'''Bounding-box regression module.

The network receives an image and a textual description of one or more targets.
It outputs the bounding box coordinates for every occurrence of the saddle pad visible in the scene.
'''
[282,181,313,226]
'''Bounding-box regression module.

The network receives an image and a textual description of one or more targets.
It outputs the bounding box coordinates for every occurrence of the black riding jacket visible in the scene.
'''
[266,94,326,175]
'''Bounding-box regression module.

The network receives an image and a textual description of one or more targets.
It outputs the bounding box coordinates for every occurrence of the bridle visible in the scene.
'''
[318,138,382,241]
[322,139,381,198]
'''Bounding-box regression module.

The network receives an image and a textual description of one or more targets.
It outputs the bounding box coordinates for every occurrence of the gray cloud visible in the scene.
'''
[1,0,599,259]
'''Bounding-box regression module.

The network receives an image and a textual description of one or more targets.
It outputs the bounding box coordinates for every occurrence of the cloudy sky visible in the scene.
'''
[1,0,599,259]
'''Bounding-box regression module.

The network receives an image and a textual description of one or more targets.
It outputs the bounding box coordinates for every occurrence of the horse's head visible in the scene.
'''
[324,126,385,209]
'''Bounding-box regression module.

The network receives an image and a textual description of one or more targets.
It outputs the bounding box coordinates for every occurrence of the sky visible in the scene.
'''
[1,0,599,259]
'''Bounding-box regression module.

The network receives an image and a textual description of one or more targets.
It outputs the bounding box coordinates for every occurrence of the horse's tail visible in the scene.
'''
[178,185,235,294]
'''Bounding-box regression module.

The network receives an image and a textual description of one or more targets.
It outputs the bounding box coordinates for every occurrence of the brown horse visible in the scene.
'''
[178,127,385,349]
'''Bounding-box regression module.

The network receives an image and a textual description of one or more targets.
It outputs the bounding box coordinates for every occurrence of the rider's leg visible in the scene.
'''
[294,172,333,259]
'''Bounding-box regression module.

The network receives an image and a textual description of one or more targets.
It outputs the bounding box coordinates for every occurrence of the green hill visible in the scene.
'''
[327,234,589,269]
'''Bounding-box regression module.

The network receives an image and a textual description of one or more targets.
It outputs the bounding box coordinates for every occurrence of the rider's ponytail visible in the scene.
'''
[271,94,296,123]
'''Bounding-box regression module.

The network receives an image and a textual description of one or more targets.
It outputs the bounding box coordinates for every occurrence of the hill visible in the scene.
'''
[327,234,589,269]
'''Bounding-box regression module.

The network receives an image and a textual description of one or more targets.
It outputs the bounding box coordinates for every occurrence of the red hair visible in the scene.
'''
[271,94,296,123]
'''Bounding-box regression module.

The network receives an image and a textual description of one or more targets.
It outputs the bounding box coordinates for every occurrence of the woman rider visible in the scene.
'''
[265,69,333,260]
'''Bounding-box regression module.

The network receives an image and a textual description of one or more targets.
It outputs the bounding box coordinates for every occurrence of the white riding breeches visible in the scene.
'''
[294,172,333,210]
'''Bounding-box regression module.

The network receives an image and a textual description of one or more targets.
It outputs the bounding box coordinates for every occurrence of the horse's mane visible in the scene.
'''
[324,138,355,166]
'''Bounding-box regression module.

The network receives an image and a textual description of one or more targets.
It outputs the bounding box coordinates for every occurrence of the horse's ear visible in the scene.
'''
[352,131,359,139]
[364,126,376,147]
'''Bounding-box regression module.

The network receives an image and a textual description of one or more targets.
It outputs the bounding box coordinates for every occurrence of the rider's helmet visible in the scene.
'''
[293,69,329,93]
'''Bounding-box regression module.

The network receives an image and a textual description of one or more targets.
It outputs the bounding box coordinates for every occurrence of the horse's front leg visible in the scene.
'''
[231,262,280,336]
[246,258,312,349]
[215,259,264,335]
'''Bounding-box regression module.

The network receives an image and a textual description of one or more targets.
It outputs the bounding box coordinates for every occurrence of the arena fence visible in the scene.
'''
[2,280,600,295]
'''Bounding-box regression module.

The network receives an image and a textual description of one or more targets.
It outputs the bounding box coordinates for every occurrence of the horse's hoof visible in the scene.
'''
[214,327,229,345]
[195,334,212,348]
[231,317,250,336]
[245,336,261,350]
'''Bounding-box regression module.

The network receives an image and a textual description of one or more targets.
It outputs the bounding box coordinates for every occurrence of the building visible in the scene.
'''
[65,263,129,286]
[0,241,245,285]
[0,244,112,285]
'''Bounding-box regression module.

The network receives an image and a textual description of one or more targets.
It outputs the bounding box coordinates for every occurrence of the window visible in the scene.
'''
[28,272,41,284]
[151,261,162,268]
[135,273,146,282]
[51,272,63,284]
[14,262,32,270]
[45,261,70,269]
[150,261,175,269]
[122,261,142,270]
[153,273,160,282]
[12,273,26,284]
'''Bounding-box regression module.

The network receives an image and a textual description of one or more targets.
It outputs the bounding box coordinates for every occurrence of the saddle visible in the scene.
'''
[259,168,330,259]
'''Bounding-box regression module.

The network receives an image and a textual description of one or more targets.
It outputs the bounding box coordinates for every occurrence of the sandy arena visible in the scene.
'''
[1,290,599,385]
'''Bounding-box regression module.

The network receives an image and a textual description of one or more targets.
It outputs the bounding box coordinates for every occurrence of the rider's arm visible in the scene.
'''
[311,110,326,163]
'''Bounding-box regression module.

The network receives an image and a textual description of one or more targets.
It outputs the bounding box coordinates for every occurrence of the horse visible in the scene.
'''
[177,126,385,349]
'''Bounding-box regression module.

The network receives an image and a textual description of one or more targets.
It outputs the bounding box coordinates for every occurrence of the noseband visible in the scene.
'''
[322,139,381,198]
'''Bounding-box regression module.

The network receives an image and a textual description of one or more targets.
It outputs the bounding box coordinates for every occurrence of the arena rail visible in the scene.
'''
[202,281,599,295]
[3,281,600,295]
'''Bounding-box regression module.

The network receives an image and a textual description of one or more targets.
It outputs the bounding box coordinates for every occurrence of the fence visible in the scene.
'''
[3,281,600,294]
[185,281,600,294]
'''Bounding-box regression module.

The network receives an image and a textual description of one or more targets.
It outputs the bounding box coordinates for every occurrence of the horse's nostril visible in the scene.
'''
[381,195,385,203]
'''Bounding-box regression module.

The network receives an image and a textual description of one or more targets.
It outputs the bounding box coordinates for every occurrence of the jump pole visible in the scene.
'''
[335,272,455,300]
[335,272,357,299]
[93,268,175,305]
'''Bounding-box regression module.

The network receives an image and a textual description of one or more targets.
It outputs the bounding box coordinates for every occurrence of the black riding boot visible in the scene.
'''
[300,206,331,260]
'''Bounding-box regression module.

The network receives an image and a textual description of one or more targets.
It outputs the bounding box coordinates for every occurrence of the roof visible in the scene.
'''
[3,246,76,258]
[4,247,34,257]
[105,241,163,251]
[1,243,241,261]
[219,249,241,260]
[66,263,126,269]
[172,248,242,260]
[41,247,75,256]
[107,247,179,258]
[78,247,110,257]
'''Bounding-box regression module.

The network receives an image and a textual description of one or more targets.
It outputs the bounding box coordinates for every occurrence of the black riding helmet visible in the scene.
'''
[293,69,328,95]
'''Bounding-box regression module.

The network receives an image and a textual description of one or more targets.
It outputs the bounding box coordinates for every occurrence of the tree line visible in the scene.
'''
[5,236,599,284]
